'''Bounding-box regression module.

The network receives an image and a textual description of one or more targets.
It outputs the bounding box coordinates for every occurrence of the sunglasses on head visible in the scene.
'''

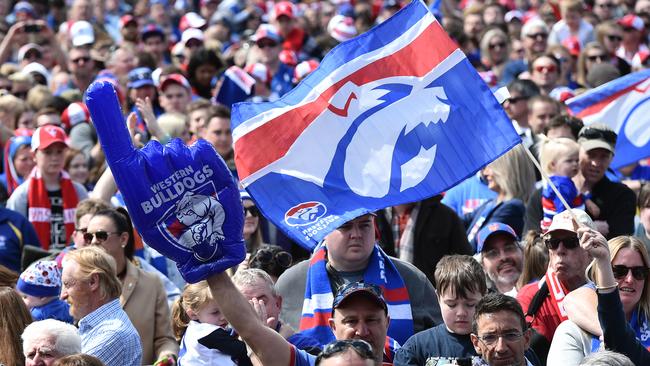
[251,248,293,268]
[579,127,617,145]
[83,230,121,244]
[244,205,259,217]
[544,236,580,250]
[612,265,649,281]
[316,339,375,363]
[534,64,557,73]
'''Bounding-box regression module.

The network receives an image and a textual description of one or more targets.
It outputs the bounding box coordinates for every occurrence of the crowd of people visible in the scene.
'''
[0,0,649,365]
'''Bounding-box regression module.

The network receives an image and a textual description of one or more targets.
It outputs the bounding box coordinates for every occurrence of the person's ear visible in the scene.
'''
[119,232,129,247]
[275,294,283,309]
[470,333,482,354]
[187,308,199,321]
[523,328,532,349]
[87,273,100,292]
[328,317,336,332]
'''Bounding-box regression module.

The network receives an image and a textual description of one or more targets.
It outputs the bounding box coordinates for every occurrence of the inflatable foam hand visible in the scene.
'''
[85,81,245,283]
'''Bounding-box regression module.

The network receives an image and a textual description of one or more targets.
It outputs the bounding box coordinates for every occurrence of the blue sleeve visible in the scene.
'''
[488,200,525,236]
[441,187,463,215]
[292,345,316,366]
[19,215,42,248]
[598,289,650,364]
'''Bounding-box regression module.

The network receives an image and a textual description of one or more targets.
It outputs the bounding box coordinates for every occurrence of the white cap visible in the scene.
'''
[22,62,51,86]
[181,28,204,45]
[70,20,95,47]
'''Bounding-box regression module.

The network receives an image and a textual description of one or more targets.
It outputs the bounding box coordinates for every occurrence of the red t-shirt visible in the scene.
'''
[517,281,564,342]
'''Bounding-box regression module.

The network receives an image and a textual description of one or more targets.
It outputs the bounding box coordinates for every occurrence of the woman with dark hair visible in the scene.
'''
[86,207,178,364]
[0,286,32,366]
[186,48,225,99]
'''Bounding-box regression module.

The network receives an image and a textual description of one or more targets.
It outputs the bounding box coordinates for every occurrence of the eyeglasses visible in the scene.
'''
[508,96,529,104]
[257,41,278,49]
[316,339,375,364]
[489,42,507,50]
[244,205,260,217]
[597,2,616,8]
[526,32,548,40]
[83,230,121,244]
[544,236,580,250]
[612,265,649,281]
[606,34,623,42]
[251,248,293,268]
[587,54,609,62]
[578,127,617,145]
[534,64,557,73]
[483,243,520,260]
[475,332,524,347]
[71,56,91,64]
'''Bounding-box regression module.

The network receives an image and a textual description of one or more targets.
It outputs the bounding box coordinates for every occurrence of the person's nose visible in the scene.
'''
[493,336,508,353]
[60,288,68,301]
[355,322,369,337]
[349,224,363,239]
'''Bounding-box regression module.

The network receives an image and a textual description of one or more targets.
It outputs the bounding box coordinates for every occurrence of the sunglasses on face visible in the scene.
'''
[587,54,609,62]
[244,205,259,217]
[83,230,121,244]
[526,32,548,40]
[597,2,616,8]
[578,127,617,145]
[71,56,91,64]
[606,34,623,42]
[534,64,557,73]
[251,248,293,268]
[257,41,278,49]
[544,236,580,250]
[508,96,529,104]
[489,42,507,50]
[612,265,649,281]
[316,339,375,363]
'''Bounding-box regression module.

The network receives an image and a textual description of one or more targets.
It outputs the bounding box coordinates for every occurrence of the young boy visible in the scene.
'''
[16,260,73,323]
[394,255,487,365]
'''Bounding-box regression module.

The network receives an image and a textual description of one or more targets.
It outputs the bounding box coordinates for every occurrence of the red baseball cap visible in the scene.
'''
[273,1,295,20]
[61,102,90,130]
[618,14,644,31]
[120,14,137,28]
[31,125,68,151]
[159,73,191,92]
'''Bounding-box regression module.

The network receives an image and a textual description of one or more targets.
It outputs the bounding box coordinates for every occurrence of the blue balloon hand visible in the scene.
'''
[85,81,245,283]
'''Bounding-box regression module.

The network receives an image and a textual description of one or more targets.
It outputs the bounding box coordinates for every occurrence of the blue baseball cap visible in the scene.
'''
[476,222,518,253]
[333,281,387,313]
[127,67,155,89]
[141,24,165,40]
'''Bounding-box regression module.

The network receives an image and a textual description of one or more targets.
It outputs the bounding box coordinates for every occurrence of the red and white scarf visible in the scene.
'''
[27,170,79,250]
[541,268,570,321]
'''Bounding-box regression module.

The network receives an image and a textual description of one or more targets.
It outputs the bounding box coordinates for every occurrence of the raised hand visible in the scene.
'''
[85,81,245,283]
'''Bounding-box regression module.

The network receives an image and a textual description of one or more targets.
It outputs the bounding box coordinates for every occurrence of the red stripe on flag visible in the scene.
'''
[575,83,639,118]
[299,311,332,329]
[235,21,457,180]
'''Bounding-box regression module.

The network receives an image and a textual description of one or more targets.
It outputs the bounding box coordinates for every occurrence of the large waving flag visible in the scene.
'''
[231,0,520,250]
[567,69,650,169]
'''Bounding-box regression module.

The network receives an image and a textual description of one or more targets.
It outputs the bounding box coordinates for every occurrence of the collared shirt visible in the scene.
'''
[79,299,142,366]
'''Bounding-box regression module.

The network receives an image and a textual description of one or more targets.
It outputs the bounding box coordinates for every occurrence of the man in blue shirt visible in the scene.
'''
[60,246,142,366]
[0,206,40,273]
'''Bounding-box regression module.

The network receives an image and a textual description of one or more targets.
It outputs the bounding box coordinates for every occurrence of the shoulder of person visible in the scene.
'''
[276,259,309,286]
[391,257,430,284]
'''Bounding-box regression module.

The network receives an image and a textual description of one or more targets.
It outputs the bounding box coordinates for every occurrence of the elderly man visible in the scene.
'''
[524,124,636,237]
[501,18,549,86]
[517,209,595,343]
[471,293,541,366]
[233,268,320,352]
[476,223,524,295]
[275,214,440,346]
[209,272,393,366]
[22,319,81,366]
[60,246,141,365]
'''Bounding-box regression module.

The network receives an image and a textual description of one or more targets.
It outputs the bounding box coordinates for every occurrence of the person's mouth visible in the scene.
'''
[620,286,636,294]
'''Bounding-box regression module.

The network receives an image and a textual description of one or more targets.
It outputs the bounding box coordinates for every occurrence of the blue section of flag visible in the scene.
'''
[566,69,650,169]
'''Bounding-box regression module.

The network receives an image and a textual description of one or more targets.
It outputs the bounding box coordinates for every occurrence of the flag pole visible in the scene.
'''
[522,143,581,225]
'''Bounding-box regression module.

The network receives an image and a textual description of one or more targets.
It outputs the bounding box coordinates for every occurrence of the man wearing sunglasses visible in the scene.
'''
[524,124,636,239]
[518,209,596,344]
[500,18,549,87]
[250,24,295,98]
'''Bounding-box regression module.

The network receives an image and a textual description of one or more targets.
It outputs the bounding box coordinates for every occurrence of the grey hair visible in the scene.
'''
[579,350,634,366]
[232,268,277,296]
[521,18,549,39]
[22,319,81,356]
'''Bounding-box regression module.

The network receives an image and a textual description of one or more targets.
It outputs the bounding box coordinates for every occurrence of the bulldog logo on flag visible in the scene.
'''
[85,82,245,283]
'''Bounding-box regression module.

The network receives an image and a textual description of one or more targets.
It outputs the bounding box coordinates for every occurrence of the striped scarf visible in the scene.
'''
[299,244,414,346]
[27,170,78,250]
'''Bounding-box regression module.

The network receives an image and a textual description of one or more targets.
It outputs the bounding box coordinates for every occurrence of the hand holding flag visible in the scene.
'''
[85,81,245,283]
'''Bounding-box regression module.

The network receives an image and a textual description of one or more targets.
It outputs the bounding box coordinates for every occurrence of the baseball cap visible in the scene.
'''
[279,49,298,66]
[14,1,35,16]
[22,62,51,86]
[17,43,42,61]
[70,21,95,47]
[244,63,271,84]
[120,14,138,28]
[31,125,68,151]
[476,223,518,253]
[578,123,617,154]
[61,102,90,130]
[179,12,206,32]
[252,24,282,44]
[181,28,205,46]
[546,209,596,236]
[333,282,387,313]
[328,15,357,43]
[562,36,580,57]
[618,14,644,31]
[293,59,319,84]
[505,10,523,23]
[273,1,295,20]
[141,24,165,41]
[159,73,191,92]
[127,67,155,89]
